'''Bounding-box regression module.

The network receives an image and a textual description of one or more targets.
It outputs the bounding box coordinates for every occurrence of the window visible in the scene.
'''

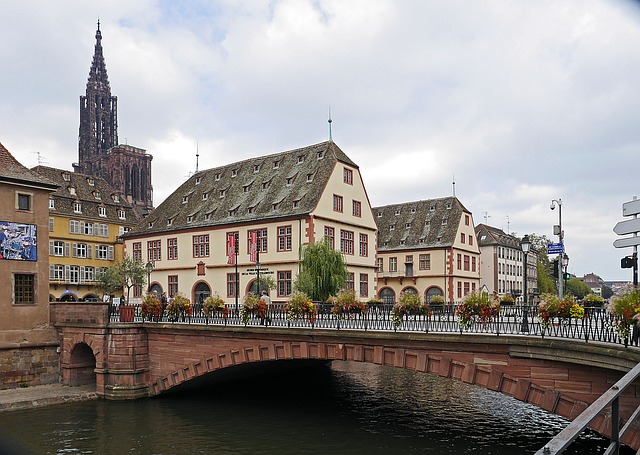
[273,160,280,169]
[333,194,343,213]
[469,235,473,246]
[343,167,353,185]
[458,281,463,299]
[227,273,237,298]
[132,242,142,261]
[168,238,178,260]
[464,282,470,296]
[359,274,368,298]
[359,233,368,257]
[84,267,95,283]
[94,191,101,199]
[168,275,178,297]
[461,233,466,244]
[48,217,54,231]
[49,199,55,210]
[297,155,304,164]
[118,209,126,220]
[231,169,238,177]
[286,176,294,186]
[219,189,226,198]
[465,214,470,226]
[340,229,354,255]
[248,228,267,254]
[50,240,65,257]
[69,187,76,196]
[457,253,462,270]
[390,257,397,272]
[203,192,209,200]
[377,258,383,272]
[352,200,362,217]
[345,272,354,291]
[277,225,292,252]
[87,177,94,186]
[72,243,90,259]
[195,176,201,185]
[74,202,82,213]
[62,172,70,181]
[147,240,161,261]
[16,193,31,211]
[95,245,114,260]
[277,271,292,297]
[419,254,431,270]
[317,150,324,160]
[472,256,477,272]
[98,206,107,217]
[215,173,221,181]
[324,226,335,249]
[14,274,35,304]
[193,235,210,258]
[49,264,64,281]
[464,255,470,271]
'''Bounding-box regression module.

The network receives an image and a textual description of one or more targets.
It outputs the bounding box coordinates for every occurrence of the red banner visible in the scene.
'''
[227,234,235,265]
[249,231,257,262]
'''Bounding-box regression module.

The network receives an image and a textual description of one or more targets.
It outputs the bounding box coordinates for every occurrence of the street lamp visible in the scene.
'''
[145,261,154,293]
[520,234,531,333]
[550,199,563,299]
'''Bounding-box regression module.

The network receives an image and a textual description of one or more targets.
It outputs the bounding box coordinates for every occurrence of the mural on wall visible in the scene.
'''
[0,221,37,261]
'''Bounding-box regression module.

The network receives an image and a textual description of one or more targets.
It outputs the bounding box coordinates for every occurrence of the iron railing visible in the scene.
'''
[109,303,638,348]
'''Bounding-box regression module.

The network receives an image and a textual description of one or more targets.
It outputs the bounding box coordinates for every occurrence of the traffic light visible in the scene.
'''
[621,256,637,269]
[552,259,559,278]
[563,272,571,280]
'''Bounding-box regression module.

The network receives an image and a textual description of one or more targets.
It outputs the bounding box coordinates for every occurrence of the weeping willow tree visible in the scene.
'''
[294,239,347,302]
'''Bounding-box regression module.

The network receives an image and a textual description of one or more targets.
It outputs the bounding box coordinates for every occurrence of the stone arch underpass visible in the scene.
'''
[141,327,640,448]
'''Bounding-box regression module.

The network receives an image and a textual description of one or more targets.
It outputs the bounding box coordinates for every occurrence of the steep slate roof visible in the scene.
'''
[373,196,469,251]
[0,142,58,189]
[32,166,140,225]
[475,223,521,249]
[128,141,358,236]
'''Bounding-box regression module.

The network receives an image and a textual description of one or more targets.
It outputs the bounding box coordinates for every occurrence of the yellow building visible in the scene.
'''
[123,141,378,305]
[374,197,480,303]
[32,166,141,301]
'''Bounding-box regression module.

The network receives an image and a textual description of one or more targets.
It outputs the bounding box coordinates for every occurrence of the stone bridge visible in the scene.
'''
[50,302,640,449]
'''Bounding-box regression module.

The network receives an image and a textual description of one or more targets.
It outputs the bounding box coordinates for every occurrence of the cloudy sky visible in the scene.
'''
[2,0,640,281]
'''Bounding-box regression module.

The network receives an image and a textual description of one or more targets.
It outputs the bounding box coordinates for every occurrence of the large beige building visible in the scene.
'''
[0,142,60,388]
[31,166,141,302]
[374,197,480,303]
[123,141,377,304]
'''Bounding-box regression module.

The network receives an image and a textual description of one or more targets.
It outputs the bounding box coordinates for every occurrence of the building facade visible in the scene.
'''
[0,142,60,388]
[73,22,153,214]
[475,224,538,302]
[123,141,378,305]
[373,197,480,303]
[32,166,141,302]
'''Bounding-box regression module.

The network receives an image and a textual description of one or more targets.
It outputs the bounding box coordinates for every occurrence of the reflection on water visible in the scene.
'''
[0,360,629,454]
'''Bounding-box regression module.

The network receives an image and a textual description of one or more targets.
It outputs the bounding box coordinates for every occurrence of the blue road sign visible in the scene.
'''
[547,243,564,254]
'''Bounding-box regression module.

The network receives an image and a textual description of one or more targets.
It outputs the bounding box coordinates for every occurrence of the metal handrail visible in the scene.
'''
[535,360,640,455]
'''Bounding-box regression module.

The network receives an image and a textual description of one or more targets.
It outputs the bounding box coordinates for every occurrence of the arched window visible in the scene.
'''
[426,286,444,303]
[402,287,418,295]
[194,282,211,308]
[379,288,396,304]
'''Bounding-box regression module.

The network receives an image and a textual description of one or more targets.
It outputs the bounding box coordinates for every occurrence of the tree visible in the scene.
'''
[96,256,147,304]
[565,277,592,300]
[527,233,557,295]
[602,285,614,300]
[294,239,347,302]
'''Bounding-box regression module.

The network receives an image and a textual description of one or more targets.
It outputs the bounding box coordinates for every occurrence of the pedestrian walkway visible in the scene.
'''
[0,383,98,412]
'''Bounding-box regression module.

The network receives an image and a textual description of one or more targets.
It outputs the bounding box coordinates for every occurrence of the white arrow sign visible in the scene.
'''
[623,199,640,217]
[613,218,640,235]
[613,237,640,248]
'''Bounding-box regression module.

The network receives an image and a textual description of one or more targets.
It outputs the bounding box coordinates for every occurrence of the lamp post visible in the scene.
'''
[145,261,154,293]
[550,199,563,299]
[520,234,531,333]
[563,253,569,289]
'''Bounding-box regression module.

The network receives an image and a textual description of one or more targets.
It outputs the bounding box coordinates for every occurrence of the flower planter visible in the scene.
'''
[119,304,135,322]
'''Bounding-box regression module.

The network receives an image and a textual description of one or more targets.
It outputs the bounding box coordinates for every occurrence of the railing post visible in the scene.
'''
[612,396,620,455]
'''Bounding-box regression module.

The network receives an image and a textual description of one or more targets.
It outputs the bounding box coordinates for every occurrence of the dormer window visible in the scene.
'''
[411,208,416,214]
[219,189,226,198]
[98,206,107,217]
[306,173,314,183]
[405,223,411,229]
[187,216,193,223]
[94,191,101,200]
[148,221,154,228]
[297,155,304,164]
[113,194,120,203]
[118,210,126,220]
[442,219,448,226]
[204,213,211,221]
[182,195,189,204]
[195,176,201,185]
[377,211,382,218]
[87,177,95,186]
[243,184,251,193]
[430,205,436,212]
[390,225,395,231]
[273,160,280,169]
[446,202,452,209]
[262,181,270,190]
[48,199,55,210]
[248,206,255,214]
[167,218,173,226]
[317,151,324,160]
[74,202,82,213]
[272,203,279,211]
[395,209,400,216]
[231,169,238,178]
[293,200,300,209]
[215,173,221,181]
[425,220,431,226]
[62,172,70,182]
[286,177,294,186]
[253,164,260,173]
[229,208,237,216]
[68,187,76,196]
[202,192,209,201]
[400,240,405,245]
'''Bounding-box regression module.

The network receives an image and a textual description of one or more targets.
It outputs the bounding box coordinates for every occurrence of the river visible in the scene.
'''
[0,360,629,454]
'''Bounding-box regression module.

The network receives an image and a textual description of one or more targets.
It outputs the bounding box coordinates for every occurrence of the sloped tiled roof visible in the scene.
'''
[32,165,140,226]
[373,196,469,251]
[128,141,358,236]
[0,142,58,189]
[475,224,521,249]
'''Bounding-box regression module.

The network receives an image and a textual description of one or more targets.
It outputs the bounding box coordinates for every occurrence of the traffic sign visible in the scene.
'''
[613,236,640,249]
[623,199,640,217]
[547,243,564,254]
[613,218,640,235]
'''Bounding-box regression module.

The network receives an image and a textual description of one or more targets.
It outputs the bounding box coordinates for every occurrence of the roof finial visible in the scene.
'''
[195,141,200,173]
[452,174,456,197]
[96,19,102,41]
[328,106,333,142]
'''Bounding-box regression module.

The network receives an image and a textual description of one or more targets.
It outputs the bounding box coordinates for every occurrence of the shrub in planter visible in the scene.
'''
[390,292,431,328]
[456,291,499,329]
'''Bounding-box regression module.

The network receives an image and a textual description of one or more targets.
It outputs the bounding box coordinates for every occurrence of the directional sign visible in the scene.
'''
[613,218,640,235]
[623,199,640,217]
[613,237,640,249]
[547,243,564,254]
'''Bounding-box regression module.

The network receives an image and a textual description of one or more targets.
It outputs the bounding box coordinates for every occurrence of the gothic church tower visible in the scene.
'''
[74,21,154,215]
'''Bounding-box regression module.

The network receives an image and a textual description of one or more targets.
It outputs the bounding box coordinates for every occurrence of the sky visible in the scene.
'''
[1,0,640,281]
